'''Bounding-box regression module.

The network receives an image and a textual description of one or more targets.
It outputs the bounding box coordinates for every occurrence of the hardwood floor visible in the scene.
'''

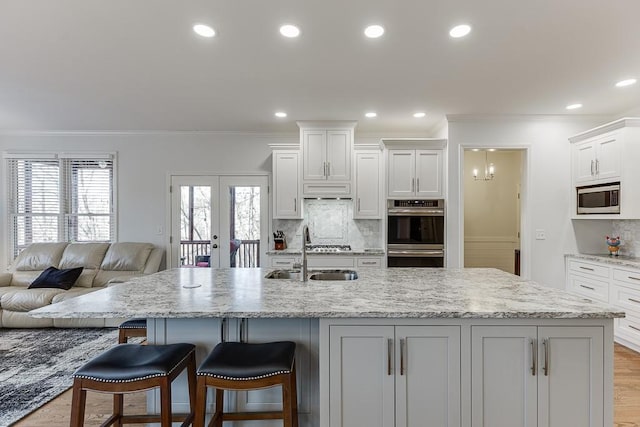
[15,343,640,426]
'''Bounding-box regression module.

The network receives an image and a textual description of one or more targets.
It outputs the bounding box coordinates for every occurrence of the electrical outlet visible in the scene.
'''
[535,229,546,240]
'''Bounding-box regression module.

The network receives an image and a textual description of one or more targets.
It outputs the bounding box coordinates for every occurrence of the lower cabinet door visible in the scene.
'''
[537,326,604,427]
[471,326,538,427]
[395,326,461,427]
[329,325,395,427]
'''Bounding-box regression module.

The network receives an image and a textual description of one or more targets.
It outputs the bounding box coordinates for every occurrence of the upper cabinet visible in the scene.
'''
[354,148,382,218]
[569,118,640,218]
[384,139,446,199]
[299,121,356,198]
[272,147,302,219]
[573,131,621,185]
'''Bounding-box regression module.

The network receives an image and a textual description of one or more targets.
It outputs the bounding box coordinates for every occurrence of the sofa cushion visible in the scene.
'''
[9,271,45,287]
[12,242,69,271]
[1,288,66,311]
[59,243,110,287]
[51,287,101,304]
[28,266,84,290]
[100,242,153,272]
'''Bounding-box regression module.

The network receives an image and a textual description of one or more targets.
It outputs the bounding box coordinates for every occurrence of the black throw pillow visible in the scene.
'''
[28,266,84,290]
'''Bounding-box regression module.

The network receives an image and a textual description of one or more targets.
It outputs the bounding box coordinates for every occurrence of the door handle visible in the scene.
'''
[213,235,218,240]
[542,339,549,376]
[212,244,218,249]
[530,339,537,376]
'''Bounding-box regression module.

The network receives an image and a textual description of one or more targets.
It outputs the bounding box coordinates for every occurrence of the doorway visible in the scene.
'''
[463,149,523,274]
[169,175,268,269]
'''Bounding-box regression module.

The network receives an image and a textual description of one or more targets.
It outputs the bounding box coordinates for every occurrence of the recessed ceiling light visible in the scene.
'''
[364,25,385,38]
[487,149,496,152]
[566,103,583,110]
[471,149,480,152]
[280,24,300,38]
[193,24,215,38]
[616,78,637,87]
[365,112,377,118]
[413,112,426,118]
[449,24,471,38]
[275,112,287,118]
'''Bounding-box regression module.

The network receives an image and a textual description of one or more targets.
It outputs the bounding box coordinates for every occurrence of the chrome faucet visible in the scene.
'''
[299,225,311,282]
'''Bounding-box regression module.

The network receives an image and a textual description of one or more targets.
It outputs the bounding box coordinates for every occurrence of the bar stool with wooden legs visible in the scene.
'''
[118,318,147,344]
[70,343,197,427]
[194,341,298,427]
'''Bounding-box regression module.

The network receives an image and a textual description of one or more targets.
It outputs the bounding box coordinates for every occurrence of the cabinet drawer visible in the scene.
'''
[271,257,296,268]
[616,314,640,345]
[568,259,609,278]
[357,257,382,268]
[611,283,640,316]
[613,267,640,286]
[308,256,355,269]
[567,273,609,303]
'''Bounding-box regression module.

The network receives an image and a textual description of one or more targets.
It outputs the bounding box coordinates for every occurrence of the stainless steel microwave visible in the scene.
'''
[577,183,620,214]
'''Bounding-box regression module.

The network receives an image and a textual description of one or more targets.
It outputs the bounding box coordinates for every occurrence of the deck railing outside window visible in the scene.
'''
[181,239,260,267]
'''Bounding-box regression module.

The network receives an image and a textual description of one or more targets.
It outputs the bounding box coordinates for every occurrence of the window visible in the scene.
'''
[5,153,116,258]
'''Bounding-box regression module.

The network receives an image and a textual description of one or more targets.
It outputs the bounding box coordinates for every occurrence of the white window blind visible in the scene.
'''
[5,153,116,258]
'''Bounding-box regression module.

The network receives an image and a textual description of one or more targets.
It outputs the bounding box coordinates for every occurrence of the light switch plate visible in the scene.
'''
[535,229,546,240]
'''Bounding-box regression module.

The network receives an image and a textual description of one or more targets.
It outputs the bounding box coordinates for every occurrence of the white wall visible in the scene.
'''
[447,116,612,289]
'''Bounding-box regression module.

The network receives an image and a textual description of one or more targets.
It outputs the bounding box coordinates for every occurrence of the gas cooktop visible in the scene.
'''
[306,244,352,253]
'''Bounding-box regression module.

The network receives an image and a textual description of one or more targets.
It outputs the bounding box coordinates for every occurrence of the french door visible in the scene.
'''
[169,175,268,269]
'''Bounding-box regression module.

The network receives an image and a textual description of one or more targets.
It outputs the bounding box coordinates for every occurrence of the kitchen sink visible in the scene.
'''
[264,269,358,281]
[309,270,358,281]
[264,269,302,280]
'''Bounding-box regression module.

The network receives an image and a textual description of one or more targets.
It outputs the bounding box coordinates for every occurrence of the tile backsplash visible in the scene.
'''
[273,199,382,249]
[611,220,640,257]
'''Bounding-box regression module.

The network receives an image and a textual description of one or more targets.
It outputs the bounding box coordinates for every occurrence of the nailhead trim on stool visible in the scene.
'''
[194,341,299,427]
[70,343,197,427]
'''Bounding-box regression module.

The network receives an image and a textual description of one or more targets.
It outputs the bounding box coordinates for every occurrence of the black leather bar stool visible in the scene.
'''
[70,343,197,427]
[118,318,147,343]
[194,341,298,427]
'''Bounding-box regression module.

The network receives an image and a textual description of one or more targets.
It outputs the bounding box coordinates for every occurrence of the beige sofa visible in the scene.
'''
[0,242,163,328]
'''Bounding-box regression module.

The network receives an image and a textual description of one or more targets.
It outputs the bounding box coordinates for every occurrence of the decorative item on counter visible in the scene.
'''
[606,235,621,256]
[274,230,287,250]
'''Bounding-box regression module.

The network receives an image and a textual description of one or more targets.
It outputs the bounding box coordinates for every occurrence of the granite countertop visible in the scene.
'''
[30,267,623,320]
[267,248,385,256]
[566,253,640,269]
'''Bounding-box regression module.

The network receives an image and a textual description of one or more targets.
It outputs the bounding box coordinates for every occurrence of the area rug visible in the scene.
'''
[0,328,121,427]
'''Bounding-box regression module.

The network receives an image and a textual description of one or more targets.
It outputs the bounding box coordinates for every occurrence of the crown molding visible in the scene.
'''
[446,114,615,123]
[0,129,299,139]
[568,117,640,143]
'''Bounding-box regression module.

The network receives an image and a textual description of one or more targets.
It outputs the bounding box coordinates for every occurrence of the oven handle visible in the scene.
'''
[388,208,445,216]
[387,250,444,257]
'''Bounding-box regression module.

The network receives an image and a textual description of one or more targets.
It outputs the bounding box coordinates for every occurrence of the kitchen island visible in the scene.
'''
[31,267,624,427]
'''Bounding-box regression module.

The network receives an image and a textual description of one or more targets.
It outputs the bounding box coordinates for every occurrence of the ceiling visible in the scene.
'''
[1,0,639,134]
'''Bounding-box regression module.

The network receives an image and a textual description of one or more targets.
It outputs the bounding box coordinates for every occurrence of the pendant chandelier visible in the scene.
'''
[472,150,495,181]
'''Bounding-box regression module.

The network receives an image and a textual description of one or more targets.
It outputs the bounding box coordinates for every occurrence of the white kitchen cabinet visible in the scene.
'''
[273,150,302,219]
[471,325,604,427]
[387,149,444,198]
[354,150,382,218]
[572,131,621,185]
[328,325,461,427]
[299,122,356,197]
[232,318,319,427]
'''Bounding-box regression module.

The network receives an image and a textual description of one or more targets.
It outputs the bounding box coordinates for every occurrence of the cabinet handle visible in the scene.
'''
[596,159,599,174]
[239,318,246,343]
[416,178,420,193]
[361,261,377,265]
[590,160,595,176]
[327,162,331,176]
[530,339,537,376]
[411,178,415,192]
[358,198,361,212]
[579,266,594,271]
[542,339,549,376]
[274,261,290,265]
[220,318,227,342]
[629,325,640,333]
[293,198,297,212]
[387,338,393,376]
[580,284,595,291]
[628,276,640,281]
[400,338,406,376]
[628,298,640,304]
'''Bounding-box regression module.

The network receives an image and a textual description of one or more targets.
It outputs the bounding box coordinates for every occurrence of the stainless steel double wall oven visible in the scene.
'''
[387,199,445,267]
